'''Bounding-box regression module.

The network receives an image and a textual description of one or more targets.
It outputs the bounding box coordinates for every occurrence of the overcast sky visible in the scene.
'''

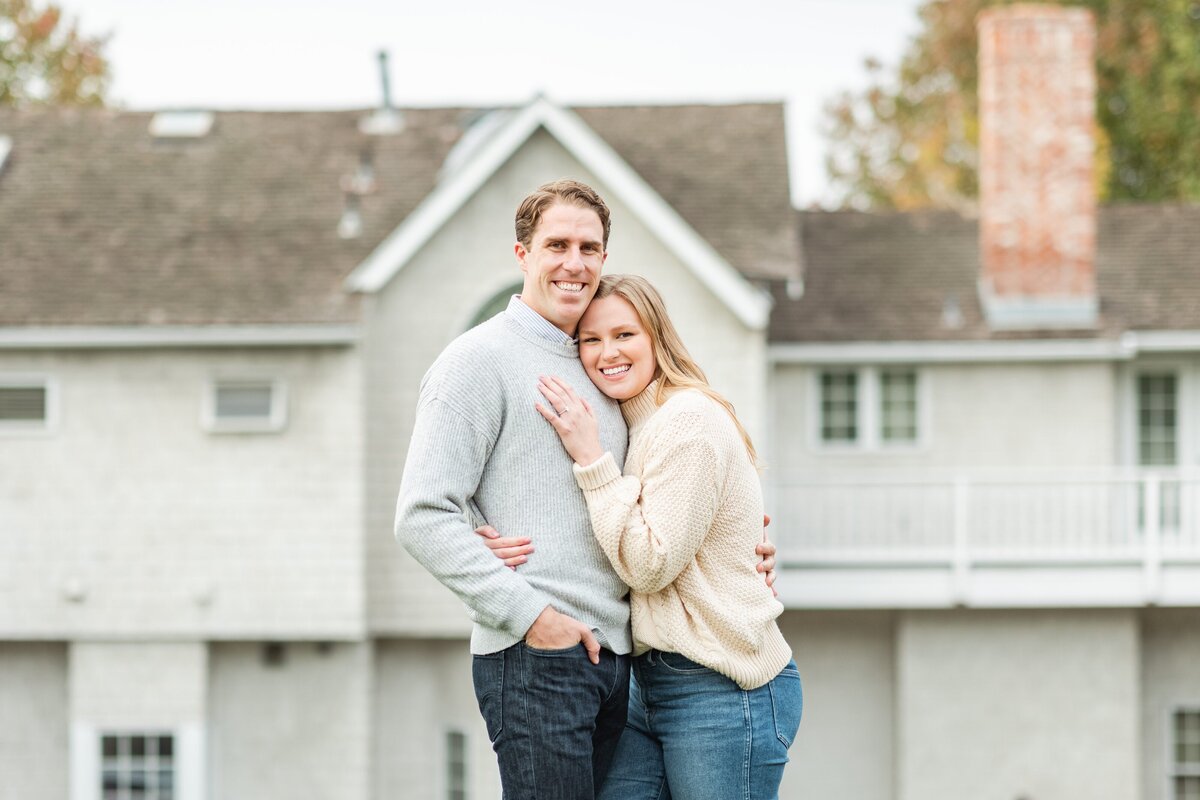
[68,0,925,207]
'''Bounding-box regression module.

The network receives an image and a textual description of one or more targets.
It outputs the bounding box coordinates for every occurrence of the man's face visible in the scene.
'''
[514,202,607,336]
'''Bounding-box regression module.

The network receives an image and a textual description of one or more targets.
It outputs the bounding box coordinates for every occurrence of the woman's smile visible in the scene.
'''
[578,295,656,401]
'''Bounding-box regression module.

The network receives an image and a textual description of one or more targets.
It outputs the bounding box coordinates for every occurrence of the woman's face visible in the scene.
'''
[577,295,656,401]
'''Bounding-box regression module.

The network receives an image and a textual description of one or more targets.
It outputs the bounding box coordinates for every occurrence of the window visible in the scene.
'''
[819,371,858,442]
[467,282,523,330]
[446,729,467,800]
[203,379,286,433]
[0,376,54,432]
[101,732,174,800]
[880,370,919,442]
[815,367,922,450]
[1138,373,1178,466]
[1174,709,1200,800]
[1137,373,1182,530]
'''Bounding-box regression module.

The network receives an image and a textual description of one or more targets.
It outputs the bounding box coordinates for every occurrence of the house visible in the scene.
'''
[765,8,1200,800]
[1,6,1198,800]
[0,95,792,800]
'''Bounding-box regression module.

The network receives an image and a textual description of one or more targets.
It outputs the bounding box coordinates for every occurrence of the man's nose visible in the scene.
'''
[562,247,585,270]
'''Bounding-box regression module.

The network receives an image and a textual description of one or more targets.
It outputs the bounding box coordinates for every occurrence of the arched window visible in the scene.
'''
[467,282,523,329]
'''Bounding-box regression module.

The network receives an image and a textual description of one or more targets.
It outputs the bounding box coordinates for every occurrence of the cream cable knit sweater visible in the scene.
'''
[573,381,792,689]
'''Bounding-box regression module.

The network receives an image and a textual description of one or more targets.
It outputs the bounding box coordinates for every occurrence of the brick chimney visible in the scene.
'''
[977,5,1098,329]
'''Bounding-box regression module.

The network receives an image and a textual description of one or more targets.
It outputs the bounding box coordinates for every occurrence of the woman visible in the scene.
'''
[496,274,802,799]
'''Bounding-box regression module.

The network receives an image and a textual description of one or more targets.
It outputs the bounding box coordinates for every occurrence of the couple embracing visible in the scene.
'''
[396,179,802,799]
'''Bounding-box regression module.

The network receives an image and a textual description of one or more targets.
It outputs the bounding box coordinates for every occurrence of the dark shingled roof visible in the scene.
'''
[770,205,1200,343]
[0,103,797,327]
[577,104,797,282]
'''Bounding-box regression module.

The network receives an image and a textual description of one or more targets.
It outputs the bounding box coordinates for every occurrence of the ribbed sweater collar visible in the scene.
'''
[506,295,576,344]
[502,301,579,359]
[620,379,662,433]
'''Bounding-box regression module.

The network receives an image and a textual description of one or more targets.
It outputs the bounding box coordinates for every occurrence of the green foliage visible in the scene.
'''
[0,0,110,107]
[824,0,1200,209]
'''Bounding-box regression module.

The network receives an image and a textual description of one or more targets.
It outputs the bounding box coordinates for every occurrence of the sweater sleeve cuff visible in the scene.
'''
[573,451,622,491]
[501,583,554,640]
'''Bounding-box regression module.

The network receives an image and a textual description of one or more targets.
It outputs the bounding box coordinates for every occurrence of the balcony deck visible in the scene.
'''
[770,470,1200,609]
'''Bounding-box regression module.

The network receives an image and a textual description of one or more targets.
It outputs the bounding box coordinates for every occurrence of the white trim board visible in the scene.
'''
[770,331,1200,365]
[1124,331,1200,352]
[0,135,12,175]
[0,325,360,349]
[343,95,772,330]
[771,338,1131,364]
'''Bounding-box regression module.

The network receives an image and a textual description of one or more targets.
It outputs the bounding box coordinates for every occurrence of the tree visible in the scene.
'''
[824,0,1200,209]
[0,0,110,107]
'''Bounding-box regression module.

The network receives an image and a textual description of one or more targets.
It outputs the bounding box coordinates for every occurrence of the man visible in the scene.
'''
[396,179,630,799]
[396,179,775,799]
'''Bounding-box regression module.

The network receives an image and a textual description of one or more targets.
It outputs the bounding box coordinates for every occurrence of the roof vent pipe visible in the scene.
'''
[378,50,393,112]
[359,50,404,135]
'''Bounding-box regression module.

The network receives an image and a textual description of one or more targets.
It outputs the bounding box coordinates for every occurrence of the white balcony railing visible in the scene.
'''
[771,470,1200,608]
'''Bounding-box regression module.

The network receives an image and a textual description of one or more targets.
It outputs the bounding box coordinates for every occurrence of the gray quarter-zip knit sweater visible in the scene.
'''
[395,299,631,655]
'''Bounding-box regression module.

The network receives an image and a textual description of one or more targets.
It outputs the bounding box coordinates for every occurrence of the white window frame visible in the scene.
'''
[1167,705,1200,800]
[1124,362,1200,538]
[813,368,861,449]
[201,378,287,433]
[71,723,205,800]
[0,374,59,436]
[460,281,524,333]
[809,366,929,453]
[1122,360,1198,470]
[1135,369,1183,467]
[444,727,468,800]
[99,730,176,800]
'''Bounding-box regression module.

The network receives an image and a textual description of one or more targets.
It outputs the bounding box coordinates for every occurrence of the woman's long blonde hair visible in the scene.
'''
[592,274,759,467]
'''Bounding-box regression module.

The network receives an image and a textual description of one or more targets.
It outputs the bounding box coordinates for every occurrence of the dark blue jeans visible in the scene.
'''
[598,651,803,800]
[473,641,632,800]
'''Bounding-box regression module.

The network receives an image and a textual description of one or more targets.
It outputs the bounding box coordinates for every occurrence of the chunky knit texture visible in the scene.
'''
[573,382,792,689]
[395,301,631,655]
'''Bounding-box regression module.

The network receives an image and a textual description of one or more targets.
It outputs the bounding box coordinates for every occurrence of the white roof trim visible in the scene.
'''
[1119,331,1200,352]
[771,331,1200,364]
[769,339,1134,364]
[0,325,359,349]
[343,96,771,330]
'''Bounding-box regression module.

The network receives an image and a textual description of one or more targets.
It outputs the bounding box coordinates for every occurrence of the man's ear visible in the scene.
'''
[514,241,529,274]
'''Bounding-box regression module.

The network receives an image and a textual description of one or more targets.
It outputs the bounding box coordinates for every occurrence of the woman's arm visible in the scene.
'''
[533,376,604,465]
[530,377,764,594]
[575,408,725,594]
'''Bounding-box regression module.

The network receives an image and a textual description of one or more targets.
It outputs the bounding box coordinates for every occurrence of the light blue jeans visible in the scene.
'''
[597,650,803,800]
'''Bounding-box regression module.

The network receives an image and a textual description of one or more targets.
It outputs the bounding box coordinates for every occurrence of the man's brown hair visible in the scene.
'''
[514,179,611,249]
